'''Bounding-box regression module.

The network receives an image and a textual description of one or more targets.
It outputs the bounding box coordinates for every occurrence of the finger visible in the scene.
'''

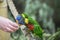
[5,27,14,32]
[9,21,18,28]
[8,25,18,31]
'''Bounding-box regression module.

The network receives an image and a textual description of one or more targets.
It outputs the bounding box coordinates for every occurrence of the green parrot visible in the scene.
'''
[21,13,43,38]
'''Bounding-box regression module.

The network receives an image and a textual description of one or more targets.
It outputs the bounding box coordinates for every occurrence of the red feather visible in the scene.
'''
[26,24,34,30]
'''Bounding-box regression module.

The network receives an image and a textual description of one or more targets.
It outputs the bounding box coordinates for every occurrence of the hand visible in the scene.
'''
[0,16,18,33]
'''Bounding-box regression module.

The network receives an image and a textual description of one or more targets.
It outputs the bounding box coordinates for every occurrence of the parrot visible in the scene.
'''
[11,13,43,40]
[21,13,43,38]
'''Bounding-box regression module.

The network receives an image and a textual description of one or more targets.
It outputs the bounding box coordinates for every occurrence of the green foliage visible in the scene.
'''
[48,31,60,40]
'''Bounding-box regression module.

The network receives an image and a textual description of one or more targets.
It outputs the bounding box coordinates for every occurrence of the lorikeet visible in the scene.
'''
[11,13,43,40]
[21,13,43,38]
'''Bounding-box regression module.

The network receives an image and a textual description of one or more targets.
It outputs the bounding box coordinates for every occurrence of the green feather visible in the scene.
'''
[22,13,43,38]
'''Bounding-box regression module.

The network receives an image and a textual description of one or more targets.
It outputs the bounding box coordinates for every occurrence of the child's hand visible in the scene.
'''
[0,16,18,33]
